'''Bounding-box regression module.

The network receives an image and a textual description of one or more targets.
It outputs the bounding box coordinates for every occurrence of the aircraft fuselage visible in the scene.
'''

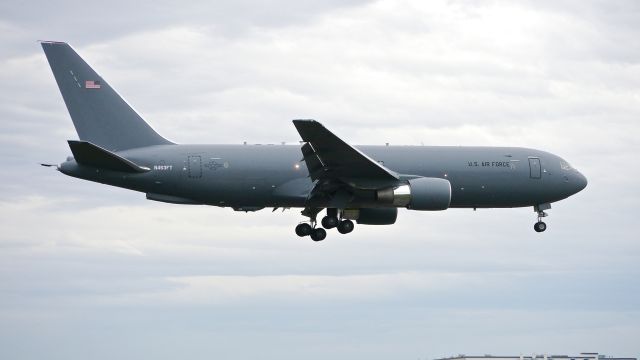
[59,144,587,210]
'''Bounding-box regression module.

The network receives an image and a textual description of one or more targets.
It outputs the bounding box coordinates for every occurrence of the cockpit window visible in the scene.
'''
[560,161,573,171]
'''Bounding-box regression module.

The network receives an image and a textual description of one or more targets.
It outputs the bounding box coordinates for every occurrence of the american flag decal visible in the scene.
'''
[85,80,101,89]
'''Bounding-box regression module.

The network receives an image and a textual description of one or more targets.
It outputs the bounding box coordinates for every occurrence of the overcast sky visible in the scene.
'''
[1,1,639,359]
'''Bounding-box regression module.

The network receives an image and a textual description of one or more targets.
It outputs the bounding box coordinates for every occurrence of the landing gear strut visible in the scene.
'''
[533,203,550,233]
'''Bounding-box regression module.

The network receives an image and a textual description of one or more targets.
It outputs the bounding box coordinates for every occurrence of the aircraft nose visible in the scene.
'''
[575,171,588,193]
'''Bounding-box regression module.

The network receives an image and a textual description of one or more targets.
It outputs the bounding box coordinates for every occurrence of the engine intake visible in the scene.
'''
[376,177,451,211]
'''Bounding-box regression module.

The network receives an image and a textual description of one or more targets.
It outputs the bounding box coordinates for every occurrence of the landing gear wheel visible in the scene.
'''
[310,228,327,241]
[295,223,313,237]
[534,221,547,233]
[321,216,339,229]
[337,219,354,234]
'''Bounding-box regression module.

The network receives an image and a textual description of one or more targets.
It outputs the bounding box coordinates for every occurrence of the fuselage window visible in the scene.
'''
[560,161,573,171]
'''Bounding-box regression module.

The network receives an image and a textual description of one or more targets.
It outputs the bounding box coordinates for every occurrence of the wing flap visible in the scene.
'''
[301,142,325,179]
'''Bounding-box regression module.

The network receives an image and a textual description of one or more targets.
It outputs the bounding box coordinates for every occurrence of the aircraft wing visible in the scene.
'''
[293,120,399,188]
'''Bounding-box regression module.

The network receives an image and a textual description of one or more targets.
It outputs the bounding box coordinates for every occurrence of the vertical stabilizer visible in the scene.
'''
[41,41,172,151]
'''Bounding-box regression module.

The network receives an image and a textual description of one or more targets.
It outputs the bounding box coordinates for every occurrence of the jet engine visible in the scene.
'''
[376,177,451,210]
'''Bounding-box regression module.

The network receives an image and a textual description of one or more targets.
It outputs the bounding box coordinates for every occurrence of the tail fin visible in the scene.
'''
[41,41,173,151]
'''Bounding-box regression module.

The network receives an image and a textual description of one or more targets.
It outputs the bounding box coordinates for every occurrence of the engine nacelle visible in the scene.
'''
[376,177,451,211]
[343,208,398,225]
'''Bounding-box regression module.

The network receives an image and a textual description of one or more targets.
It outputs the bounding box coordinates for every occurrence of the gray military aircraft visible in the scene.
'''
[41,41,587,241]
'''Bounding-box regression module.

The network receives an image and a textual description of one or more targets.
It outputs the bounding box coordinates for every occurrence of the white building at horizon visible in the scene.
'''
[436,352,636,360]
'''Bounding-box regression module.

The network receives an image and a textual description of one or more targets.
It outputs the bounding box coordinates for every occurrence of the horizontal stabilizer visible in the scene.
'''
[67,140,150,173]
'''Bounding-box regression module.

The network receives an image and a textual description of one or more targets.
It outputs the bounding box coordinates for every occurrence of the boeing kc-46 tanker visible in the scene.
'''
[41,41,587,241]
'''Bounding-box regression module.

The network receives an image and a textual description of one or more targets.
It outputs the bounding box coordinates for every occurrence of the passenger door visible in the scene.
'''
[528,157,541,179]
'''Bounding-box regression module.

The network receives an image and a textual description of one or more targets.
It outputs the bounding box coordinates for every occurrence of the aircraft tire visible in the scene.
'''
[337,219,354,234]
[295,223,313,237]
[310,228,327,241]
[534,221,547,232]
[321,216,339,229]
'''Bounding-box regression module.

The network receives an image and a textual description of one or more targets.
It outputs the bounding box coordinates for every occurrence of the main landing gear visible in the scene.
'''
[534,203,550,233]
[294,223,327,241]
[295,208,354,241]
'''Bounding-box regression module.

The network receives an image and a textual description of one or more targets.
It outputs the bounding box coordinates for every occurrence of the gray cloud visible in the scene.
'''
[0,0,373,58]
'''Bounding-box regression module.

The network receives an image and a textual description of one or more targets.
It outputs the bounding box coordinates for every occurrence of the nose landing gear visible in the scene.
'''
[533,203,550,233]
[534,219,547,232]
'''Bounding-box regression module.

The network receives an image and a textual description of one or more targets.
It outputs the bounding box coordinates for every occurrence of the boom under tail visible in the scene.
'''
[41,41,172,151]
